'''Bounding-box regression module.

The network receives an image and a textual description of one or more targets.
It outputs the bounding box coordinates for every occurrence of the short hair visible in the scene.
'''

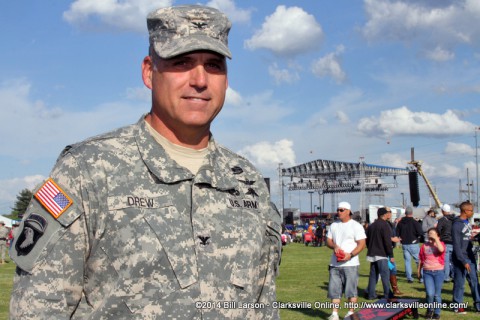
[427,227,439,236]
[460,201,473,212]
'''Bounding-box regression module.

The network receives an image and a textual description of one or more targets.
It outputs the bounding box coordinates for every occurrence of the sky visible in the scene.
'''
[1,0,480,216]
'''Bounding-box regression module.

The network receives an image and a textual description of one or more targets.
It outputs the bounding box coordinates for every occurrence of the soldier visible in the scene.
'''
[0,221,9,264]
[9,5,282,319]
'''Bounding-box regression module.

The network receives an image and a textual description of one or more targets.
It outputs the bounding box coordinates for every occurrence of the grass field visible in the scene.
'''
[0,257,14,320]
[1,244,480,319]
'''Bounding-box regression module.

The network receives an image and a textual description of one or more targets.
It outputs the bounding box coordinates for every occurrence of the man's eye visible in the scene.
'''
[173,60,190,67]
[205,62,226,73]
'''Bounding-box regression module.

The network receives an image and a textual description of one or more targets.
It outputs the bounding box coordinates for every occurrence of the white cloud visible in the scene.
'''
[63,0,172,32]
[357,106,476,138]
[220,90,294,124]
[244,5,323,57]
[361,0,480,61]
[268,63,300,85]
[311,46,347,84]
[336,111,350,124]
[225,87,244,106]
[423,162,461,179]
[424,46,455,62]
[206,0,252,23]
[379,153,409,169]
[445,142,475,156]
[0,79,143,160]
[238,139,296,169]
[126,86,150,101]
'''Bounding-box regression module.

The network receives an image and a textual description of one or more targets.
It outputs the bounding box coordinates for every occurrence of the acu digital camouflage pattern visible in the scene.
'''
[148,5,232,59]
[10,116,282,319]
[0,223,9,262]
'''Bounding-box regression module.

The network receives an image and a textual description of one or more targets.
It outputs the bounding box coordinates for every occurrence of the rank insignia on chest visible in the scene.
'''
[34,178,73,219]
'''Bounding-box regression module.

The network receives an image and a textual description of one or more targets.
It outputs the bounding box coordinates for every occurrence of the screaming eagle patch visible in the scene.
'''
[34,178,73,219]
[15,213,48,256]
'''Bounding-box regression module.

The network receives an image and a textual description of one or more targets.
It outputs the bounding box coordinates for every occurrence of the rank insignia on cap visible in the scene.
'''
[34,178,73,219]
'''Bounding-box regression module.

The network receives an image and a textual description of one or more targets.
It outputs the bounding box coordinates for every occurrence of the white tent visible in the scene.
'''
[0,215,14,228]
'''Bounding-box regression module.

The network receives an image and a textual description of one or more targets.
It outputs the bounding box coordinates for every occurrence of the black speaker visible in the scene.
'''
[409,171,420,207]
[285,212,293,225]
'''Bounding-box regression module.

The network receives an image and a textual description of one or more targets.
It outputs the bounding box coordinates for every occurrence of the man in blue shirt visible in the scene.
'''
[452,201,480,314]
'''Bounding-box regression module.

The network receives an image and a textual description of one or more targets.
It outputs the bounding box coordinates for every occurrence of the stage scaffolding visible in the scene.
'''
[279,158,410,219]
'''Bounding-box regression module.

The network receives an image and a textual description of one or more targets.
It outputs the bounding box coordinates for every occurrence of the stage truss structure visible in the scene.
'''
[279,158,410,216]
[281,159,409,193]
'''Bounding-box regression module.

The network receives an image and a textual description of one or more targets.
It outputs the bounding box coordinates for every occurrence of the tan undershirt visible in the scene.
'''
[145,120,209,174]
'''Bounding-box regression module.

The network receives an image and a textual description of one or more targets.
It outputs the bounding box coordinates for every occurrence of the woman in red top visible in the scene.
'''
[418,227,445,319]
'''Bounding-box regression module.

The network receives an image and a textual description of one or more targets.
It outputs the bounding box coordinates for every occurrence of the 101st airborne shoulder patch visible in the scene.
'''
[34,178,73,219]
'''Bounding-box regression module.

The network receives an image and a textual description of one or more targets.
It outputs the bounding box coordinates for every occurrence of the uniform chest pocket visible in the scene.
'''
[96,195,198,310]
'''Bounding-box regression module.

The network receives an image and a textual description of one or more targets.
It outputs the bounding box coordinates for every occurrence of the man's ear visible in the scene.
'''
[141,56,153,89]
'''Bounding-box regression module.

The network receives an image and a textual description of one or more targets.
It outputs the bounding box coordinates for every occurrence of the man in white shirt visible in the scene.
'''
[326,201,366,320]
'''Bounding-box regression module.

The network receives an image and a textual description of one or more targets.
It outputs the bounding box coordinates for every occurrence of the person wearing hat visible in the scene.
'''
[9,5,282,319]
[396,206,423,283]
[364,207,396,301]
[436,203,455,282]
[0,221,9,264]
[326,201,366,320]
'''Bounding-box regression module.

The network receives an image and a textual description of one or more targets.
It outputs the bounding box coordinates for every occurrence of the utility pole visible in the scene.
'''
[360,156,366,218]
[476,127,479,211]
[308,191,314,215]
[467,168,472,202]
[278,163,284,218]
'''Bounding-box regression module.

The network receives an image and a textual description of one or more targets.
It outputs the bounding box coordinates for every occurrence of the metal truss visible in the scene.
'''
[281,159,409,193]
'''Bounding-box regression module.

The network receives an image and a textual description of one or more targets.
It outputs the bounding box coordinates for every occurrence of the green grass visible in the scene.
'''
[0,256,14,320]
[1,244,480,319]
[277,243,480,319]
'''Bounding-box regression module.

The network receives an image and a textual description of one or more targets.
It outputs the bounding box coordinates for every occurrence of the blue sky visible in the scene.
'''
[1,0,480,215]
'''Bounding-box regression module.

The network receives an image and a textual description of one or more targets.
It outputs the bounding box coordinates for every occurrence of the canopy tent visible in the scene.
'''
[0,215,15,228]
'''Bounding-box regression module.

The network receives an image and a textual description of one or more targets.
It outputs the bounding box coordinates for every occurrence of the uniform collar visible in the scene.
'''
[134,115,239,190]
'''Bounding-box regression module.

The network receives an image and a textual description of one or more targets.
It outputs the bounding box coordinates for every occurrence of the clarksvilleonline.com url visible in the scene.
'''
[349,301,468,310]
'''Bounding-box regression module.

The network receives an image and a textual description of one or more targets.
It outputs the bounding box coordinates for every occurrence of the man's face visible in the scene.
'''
[336,207,350,220]
[464,205,474,219]
[386,209,392,219]
[142,51,228,135]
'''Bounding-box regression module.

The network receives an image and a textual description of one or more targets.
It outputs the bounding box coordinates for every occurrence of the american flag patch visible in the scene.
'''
[34,178,73,219]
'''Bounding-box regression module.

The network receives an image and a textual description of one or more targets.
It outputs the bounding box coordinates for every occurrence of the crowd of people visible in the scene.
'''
[0,221,19,264]
[282,201,480,320]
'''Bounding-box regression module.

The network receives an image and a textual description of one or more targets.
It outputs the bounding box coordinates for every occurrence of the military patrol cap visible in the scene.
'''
[147,5,232,59]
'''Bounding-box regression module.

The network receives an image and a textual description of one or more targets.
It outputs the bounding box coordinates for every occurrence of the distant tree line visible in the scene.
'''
[6,188,33,220]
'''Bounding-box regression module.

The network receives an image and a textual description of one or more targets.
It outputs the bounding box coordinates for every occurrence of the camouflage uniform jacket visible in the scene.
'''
[0,225,9,241]
[10,116,282,319]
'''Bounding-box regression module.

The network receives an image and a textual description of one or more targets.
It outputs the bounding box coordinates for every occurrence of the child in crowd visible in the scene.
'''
[418,227,445,320]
